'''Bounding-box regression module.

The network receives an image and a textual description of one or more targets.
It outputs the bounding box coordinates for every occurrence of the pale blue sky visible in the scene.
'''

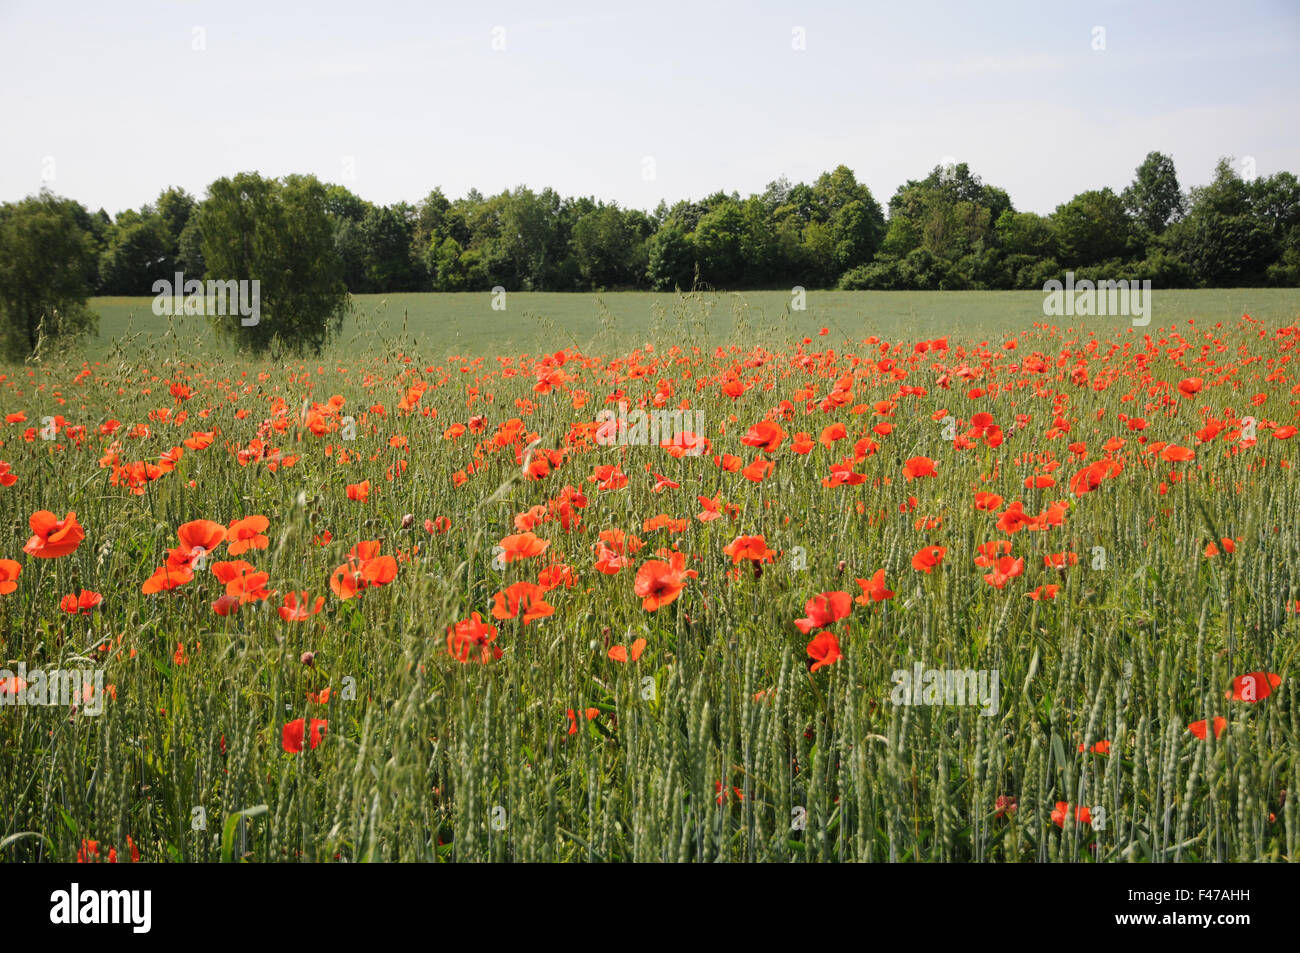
[1,0,1297,217]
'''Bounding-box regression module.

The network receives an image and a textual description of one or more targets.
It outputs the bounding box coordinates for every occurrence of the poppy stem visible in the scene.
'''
[806,670,828,713]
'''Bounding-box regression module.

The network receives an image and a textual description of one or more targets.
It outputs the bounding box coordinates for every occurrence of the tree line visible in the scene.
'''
[0,152,1296,356]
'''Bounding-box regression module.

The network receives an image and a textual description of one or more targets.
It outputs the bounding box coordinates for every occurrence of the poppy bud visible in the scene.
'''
[300,651,315,667]
[401,513,414,529]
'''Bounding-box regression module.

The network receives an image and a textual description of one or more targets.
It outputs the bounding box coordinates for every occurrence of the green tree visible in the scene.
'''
[1122,152,1185,234]
[694,200,746,286]
[197,172,348,354]
[1164,159,1275,286]
[645,223,695,290]
[359,203,423,292]
[1052,188,1132,267]
[995,210,1058,259]
[572,204,639,288]
[98,216,170,295]
[0,191,99,357]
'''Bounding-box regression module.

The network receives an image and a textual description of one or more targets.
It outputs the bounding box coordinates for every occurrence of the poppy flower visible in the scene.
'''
[983,555,1025,589]
[1078,740,1111,754]
[819,423,847,448]
[651,472,680,493]
[142,564,193,594]
[498,531,550,562]
[607,638,647,663]
[902,456,938,481]
[282,717,328,753]
[211,594,241,616]
[227,516,270,555]
[1051,802,1092,828]
[794,591,853,634]
[1225,672,1281,703]
[0,673,27,694]
[23,510,85,559]
[531,560,573,591]
[447,612,502,663]
[740,420,786,453]
[723,534,777,565]
[279,591,325,622]
[854,569,894,604]
[696,494,726,523]
[0,559,21,595]
[911,545,947,574]
[491,581,555,623]
[330,543,398,600]
[170,518,227,568]
[1026,584,1060,600]
[346,480,371,502]
[212,560,273,604]
[1188,717,1228,740]
[566,707,600,735]
[715,781,744,804]
[60,590,103,614]
[633,558,688,611]
[973,541,1013,567]
[806,630,843,671]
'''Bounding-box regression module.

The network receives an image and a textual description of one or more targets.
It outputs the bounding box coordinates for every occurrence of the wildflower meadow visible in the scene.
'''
[1,293,1297,863]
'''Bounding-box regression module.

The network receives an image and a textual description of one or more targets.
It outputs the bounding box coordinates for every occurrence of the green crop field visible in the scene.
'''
[2,289,1299,863]
[84,288,1300,360]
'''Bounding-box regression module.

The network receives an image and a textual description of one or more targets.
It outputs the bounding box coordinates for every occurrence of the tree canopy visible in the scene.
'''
[2,152,1297,357]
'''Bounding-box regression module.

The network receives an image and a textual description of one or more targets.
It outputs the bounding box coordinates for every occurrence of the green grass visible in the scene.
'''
[0,291,1297,862]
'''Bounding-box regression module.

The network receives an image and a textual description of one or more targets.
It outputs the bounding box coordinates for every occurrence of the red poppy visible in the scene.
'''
[1188,717,1228,740]
[447,612,502,663]
[282,717,328,753]
[807,630,843,671]
[24,510,85,559]
[723,534,777,565]
[740,419,786,453]
[279,591,325,622]
[491,581,555,623]
[633,558,688,611]
[170,518,226,568]
[1051,802,1092,828]
[854,569,894,604]
[227,516,270,555]
[142,564,193,594]
[902,456,938,481]
[983,555,1025,589]
[1225,672,1281,703]
[608,638,647,663]
[60,590,103,614]
[911,545,947,574]
[0,559,21,595]
[498,531,550,562]
[794,591,853,634]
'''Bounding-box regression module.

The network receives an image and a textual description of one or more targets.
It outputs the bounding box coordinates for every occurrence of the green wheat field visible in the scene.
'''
[2,288,1299,862]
